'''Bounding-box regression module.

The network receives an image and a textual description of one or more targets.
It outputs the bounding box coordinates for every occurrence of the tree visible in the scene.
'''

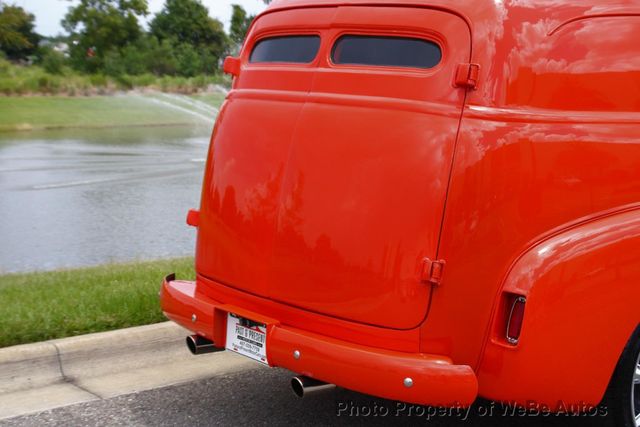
[0,3,40,60]
[150,0,227,69]
[229,4,254,46]
[62,0,148,72]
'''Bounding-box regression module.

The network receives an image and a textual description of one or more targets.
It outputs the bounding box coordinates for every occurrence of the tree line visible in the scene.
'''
[0,0,268,77]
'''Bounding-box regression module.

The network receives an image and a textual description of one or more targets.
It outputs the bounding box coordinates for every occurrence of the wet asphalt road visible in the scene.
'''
[1,365,609,427]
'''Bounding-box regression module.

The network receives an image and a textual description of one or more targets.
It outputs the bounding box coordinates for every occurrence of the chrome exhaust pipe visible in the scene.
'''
[186,335,224,355]
[291,376,335,398]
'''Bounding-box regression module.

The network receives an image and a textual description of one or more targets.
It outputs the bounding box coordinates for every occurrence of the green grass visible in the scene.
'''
[189,92,227,108]
[0,94,223,132]
[0,257,194,348]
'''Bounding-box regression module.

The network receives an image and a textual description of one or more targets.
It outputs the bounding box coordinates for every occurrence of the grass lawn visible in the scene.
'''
[189,92,227,109]
[0,95,225,132]
[0,257,194,348]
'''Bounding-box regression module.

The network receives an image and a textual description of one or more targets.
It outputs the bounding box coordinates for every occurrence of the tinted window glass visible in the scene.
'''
[332,36,441,69]
[250,36,320,63]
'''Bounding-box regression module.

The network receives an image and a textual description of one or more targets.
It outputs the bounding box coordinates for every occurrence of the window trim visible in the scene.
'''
[327,30,446,73]
[247,32,323,66]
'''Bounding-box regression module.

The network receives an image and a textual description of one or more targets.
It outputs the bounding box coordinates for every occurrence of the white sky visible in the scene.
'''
[13,0,268,36]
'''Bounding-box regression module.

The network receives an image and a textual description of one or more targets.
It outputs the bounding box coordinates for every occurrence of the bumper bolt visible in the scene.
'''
[293,350,301,360]
[191,314,197,323]
[403,377,413,388]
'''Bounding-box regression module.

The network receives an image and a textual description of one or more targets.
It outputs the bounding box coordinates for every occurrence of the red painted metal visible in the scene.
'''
[160,0,640,409]
[186,209,199,227]
[161,275,478,406]
[196,5,470,330]
[420,258,445,286]
[453,63,480,89]
[223,56,241,77]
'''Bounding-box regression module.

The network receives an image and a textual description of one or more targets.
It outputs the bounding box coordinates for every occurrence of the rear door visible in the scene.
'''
[196,8,332,297]
[267,6,471,329]
[198,5,471,329]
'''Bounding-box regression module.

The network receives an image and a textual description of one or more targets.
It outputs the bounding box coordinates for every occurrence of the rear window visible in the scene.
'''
[331,35,441,69]
[250,35,321,64]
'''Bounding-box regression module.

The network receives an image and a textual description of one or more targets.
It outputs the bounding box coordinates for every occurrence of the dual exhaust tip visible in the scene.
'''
[186,334,335,397]
[186,334,224,355]
[290,376,335,398]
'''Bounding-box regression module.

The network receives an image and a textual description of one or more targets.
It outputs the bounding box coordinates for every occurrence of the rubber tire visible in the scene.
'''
[604,324,640,427]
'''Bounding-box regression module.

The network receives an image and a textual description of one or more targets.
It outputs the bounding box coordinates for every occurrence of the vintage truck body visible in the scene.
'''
[160,0,640,423]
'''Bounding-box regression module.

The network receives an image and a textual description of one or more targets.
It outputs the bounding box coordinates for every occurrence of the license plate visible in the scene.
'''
[225,313,268,364]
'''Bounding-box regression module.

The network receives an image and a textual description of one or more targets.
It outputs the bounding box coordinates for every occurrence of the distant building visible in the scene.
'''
[39,39,70,57]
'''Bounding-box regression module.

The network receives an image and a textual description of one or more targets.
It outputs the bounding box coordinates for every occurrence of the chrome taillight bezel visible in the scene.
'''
[506,296,527,345]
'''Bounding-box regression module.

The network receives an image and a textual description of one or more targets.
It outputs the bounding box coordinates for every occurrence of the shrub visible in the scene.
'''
[114,74,134,90]
[35,74,61,93]
[175,44,201,77]
[192,75,208,89]
[40,49,66,75]
[147,38,178,76]
[0,56,11,75]
[120,43,149,75]
[103,50,126,77]
[89,73,108,87]
[0,77,14,94]
[0,46,227,95]
[128,73,155,87]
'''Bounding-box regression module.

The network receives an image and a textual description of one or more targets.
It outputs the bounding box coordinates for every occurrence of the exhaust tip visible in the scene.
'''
[290,376,335,398]
[186,335,199,355]
[291,377,305,398]
[186,335,223,355]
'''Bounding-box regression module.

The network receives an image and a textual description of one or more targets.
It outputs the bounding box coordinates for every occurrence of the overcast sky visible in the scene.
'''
[13,0,268,36]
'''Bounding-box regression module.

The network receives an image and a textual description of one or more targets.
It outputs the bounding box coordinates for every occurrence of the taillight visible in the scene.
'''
[506,296,526,344]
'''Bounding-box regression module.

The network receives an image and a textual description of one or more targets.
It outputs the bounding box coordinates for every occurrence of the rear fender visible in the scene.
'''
[477,208,640,407]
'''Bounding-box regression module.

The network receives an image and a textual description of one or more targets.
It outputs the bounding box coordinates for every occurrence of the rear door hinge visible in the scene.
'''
[454,63,480,90]
[421,258,446,286]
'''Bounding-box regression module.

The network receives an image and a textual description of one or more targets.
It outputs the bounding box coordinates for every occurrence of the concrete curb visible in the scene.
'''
[0,322,256,420]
